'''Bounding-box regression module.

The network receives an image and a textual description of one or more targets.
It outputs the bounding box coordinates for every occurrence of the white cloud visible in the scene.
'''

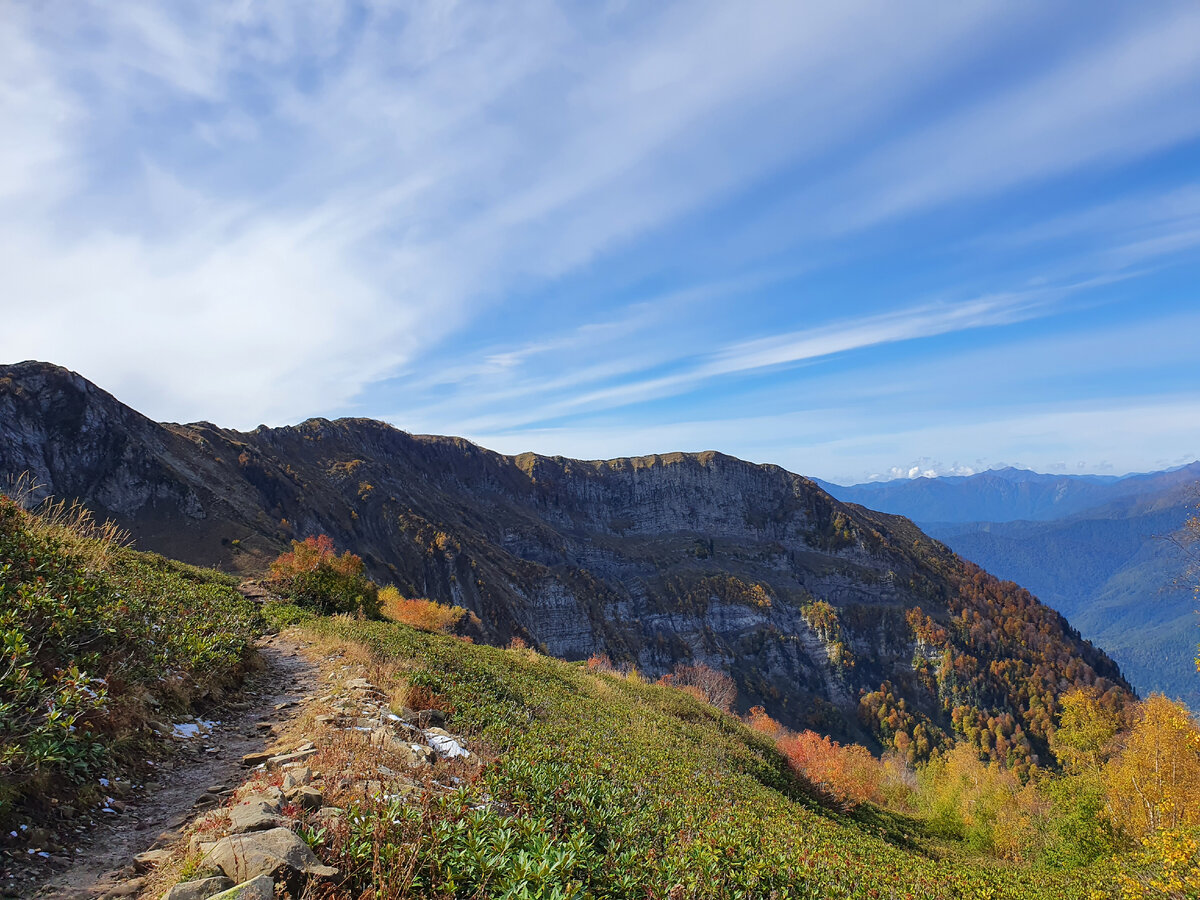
[1,0,1197,459]
[0,1,1022,424]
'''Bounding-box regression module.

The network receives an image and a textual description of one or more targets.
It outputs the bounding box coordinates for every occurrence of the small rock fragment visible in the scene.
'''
[161,875,235,900]
[133,848,171,872]
[206,875,274,900]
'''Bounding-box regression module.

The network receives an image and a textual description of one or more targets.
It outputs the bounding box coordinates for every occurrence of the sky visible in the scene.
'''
[3,2,1200,484]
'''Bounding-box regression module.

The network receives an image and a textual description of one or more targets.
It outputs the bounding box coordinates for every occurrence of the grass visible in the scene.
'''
[0,495,261,823]
[262,604,1120,900]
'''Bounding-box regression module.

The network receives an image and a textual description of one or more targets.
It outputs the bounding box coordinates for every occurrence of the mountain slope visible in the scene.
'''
[0,361,1129,761]
[823,467,1199,706]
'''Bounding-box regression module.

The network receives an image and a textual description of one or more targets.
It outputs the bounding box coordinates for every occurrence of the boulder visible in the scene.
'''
[161,876,235,900]
[208,827,336,893]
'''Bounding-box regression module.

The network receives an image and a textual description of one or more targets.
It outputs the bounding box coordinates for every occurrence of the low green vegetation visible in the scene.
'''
[0,495,260,822]
[269,605,1126,899]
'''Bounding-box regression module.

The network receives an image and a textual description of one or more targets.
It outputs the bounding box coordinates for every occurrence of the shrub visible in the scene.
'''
[778,729,882,808]
[657,662,736,712]
[747,705,783,738]
[267,535,380,617]
[586,653,616,673]
[378,586,464,633]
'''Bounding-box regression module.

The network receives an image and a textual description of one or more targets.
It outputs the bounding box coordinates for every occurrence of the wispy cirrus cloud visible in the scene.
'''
[2,3,1198,480]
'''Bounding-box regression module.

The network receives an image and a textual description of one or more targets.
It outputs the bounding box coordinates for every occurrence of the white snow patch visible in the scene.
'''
[426,733,470,759]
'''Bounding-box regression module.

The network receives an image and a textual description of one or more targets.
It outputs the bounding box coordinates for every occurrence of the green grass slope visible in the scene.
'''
[280,608,1114,900]
[0,496,261,822]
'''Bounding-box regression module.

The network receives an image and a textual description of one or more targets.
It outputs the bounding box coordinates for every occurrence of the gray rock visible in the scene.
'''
[281,767,312,791]
[161,875,235,900]
[283,785,323,811]
[207,875,274,900]
[266,748,316,769]
[208,827,336,892]
[240,751,271,768]
[228,800,287,834]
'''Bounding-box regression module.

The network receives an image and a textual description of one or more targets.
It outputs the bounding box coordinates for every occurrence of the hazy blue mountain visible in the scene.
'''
[817,464,1200,524]
[823,467,1200,707]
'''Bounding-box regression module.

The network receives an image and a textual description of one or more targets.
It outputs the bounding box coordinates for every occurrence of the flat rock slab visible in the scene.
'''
[266,748,316,769]
[209,826,337,888]
[162,875,236,900]
[208,875,274,900]
[228,801,288,835]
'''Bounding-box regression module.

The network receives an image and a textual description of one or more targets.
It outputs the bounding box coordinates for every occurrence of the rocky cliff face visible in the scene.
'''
[0,361,1129,756]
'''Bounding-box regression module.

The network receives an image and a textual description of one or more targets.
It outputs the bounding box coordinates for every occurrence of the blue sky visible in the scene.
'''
[3,2,1199,483]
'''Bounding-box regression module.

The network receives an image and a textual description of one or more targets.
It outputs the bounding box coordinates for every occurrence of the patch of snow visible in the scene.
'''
[426,733,470,759]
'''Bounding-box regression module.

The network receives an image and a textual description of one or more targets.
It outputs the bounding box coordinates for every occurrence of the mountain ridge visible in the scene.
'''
[0,360,1129,763]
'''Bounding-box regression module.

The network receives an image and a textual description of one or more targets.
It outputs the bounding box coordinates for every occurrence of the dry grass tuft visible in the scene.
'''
[5,473,131,570]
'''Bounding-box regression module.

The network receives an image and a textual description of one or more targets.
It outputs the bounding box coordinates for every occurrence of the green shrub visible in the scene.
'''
[267,534,380,617]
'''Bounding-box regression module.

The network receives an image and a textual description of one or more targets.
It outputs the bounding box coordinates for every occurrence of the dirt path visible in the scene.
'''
[22,634,320,900]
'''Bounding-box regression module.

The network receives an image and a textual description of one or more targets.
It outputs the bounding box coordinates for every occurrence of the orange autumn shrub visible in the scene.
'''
[586,653,617,673]
[747,705,783,738]
[778,729,882,808]
[378,585,465,633]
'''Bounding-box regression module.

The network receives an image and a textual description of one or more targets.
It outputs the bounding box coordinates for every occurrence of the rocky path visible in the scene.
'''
[22,635,320,900]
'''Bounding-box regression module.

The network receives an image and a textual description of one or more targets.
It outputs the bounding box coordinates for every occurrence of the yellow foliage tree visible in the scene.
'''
[1051,687,1122,776]
[1104,694,1200,837]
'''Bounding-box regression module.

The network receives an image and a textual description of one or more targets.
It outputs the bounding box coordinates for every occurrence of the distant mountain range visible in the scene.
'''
[0,361,1129,762]
[821,465,1200,707]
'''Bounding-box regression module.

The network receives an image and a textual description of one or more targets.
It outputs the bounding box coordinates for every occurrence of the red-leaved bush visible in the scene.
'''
[778,729,882,808]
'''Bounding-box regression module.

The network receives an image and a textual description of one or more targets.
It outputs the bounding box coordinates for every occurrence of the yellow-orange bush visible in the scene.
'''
[1103,693,1200,837]
[747,705,783,738]
[778,729,882,808]
[378,585,465,634]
